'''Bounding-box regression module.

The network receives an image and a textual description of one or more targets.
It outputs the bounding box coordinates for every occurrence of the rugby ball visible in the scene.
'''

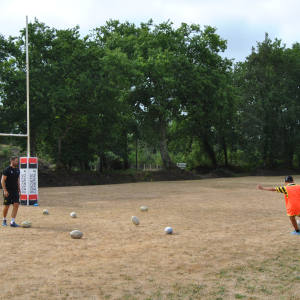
[42,209,49,215]
[70,212,77,218]
[140,206,148,212]
[131,216,140,225]
[297,220,300,229]
[21,220,32,228]
[70,230,83,239]
[164,227,173,234]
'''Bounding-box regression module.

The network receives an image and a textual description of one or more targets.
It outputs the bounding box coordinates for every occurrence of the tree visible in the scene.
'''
[236,34,300,167]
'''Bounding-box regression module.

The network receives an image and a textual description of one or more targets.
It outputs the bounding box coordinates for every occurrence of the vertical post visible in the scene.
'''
[26,16,30,158]
[135,138,137,170]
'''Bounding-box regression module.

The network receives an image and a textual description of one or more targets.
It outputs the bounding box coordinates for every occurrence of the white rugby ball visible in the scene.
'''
[21,220,32,228]
[131,216,140,225]
[70,212,77,218]
[164,227,173,234]
[140,206,148,212]
[42,209,49,215]
[70,230,83,239]
[297,220,300,228]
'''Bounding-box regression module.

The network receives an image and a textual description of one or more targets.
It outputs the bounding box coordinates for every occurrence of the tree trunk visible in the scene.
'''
[57,113,77,168]
[221,137,228,168]
[122,129,129,170]
[98,155,103,173]
[284,141,295,168]
[135,138,138,170]
[98,152,108,172]
[202,133,217,169]
[102,155,107,169]
[30,129,36,157]
[79,161,84,170]
[57,138,62,168]
[158,112,175,170]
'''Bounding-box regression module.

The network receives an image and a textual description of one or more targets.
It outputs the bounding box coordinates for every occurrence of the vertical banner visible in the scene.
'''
[19,157,38,205]
[20,158,28,205]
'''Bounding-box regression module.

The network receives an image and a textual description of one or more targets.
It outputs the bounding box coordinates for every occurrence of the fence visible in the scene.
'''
[129,164,163,171]
[86,164,163,171]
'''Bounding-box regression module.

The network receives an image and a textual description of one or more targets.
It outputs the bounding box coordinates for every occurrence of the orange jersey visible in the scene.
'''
[276,184,300,216]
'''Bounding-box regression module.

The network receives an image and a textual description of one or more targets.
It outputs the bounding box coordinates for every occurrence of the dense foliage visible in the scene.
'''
[0,20,299,171]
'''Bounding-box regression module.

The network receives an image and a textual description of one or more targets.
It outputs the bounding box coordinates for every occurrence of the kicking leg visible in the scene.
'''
[289,216,299,231]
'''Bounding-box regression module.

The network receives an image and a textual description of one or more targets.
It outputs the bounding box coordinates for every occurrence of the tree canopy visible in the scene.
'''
[1,20,299,171]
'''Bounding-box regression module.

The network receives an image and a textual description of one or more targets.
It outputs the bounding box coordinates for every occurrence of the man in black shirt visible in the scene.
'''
[1,156,21,227]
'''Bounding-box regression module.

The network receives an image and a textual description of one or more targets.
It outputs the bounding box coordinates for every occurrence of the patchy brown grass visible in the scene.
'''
[1,176,300,299]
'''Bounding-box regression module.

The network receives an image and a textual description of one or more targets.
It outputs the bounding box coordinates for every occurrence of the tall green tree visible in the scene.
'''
[175,25,237,168]
[93,20,143,170]
[236,34,300,167]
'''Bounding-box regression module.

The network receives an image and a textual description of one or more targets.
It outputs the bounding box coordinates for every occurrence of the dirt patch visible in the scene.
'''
[1,176,300,299]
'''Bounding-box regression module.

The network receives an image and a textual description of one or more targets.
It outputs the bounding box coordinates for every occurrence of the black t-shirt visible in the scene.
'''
[2,166,19,191]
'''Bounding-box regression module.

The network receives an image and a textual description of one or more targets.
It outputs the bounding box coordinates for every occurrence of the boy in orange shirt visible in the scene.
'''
[257,175,300,235]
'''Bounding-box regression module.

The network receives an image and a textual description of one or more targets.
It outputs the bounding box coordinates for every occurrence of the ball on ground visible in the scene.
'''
[131,216,140,225]
[70,212,77,218]
[140,206,148,212]
[70,230,83,239]
[164,227,173,234]
[42,209,49,215]
[21,221,32,228]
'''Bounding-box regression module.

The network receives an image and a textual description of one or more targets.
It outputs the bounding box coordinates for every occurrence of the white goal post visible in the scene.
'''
[0,16,30,157]
[0,17,38,206]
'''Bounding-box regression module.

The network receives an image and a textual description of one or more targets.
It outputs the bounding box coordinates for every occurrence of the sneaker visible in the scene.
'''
[2,220,7,226]
[290,231,300,235]
[10,222,21,227]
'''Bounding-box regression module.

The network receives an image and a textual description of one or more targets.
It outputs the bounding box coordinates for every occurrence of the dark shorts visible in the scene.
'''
[3,190,20,205]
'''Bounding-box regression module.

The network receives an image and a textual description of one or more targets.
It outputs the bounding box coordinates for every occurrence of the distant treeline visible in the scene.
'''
[0,19,299,171]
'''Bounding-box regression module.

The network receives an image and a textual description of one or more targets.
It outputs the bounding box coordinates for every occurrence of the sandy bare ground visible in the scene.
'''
[1,176,300,299]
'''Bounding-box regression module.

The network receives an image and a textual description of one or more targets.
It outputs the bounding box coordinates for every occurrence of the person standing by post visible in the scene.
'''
[1,156,21,227]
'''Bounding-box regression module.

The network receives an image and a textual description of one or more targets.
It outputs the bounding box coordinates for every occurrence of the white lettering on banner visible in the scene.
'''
[30,170,37,194]
[20,170,27,195]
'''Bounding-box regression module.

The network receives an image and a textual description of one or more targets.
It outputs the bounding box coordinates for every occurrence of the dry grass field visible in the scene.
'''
[1,176,300,300]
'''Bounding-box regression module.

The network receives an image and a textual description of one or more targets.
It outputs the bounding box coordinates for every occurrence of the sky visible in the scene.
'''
[0,0,299,63]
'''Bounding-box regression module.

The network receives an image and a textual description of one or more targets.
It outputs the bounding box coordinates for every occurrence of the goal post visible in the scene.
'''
[0,16,38,206]
[0,133,28,137]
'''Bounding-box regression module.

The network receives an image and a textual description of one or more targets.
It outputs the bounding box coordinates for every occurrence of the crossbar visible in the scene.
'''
[0,133,27,137]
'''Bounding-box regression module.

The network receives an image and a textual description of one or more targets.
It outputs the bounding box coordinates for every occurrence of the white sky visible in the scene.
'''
[0,0,299,62]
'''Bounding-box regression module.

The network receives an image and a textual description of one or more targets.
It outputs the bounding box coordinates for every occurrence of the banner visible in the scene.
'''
[176,163,186,169]
[20,157,38,205]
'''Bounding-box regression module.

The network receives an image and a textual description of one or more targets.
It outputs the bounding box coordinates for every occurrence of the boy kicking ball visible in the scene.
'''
[257,175,300,235]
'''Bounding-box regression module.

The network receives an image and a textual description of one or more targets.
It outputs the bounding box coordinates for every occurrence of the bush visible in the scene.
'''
[212,168,236,177]
[109,159,123,170]
[0,147,12,157]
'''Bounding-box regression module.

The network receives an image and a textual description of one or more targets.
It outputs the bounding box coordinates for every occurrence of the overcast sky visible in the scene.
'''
[0,0,299,62]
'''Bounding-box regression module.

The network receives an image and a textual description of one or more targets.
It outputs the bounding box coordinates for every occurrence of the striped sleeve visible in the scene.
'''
[276,186,287,195]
